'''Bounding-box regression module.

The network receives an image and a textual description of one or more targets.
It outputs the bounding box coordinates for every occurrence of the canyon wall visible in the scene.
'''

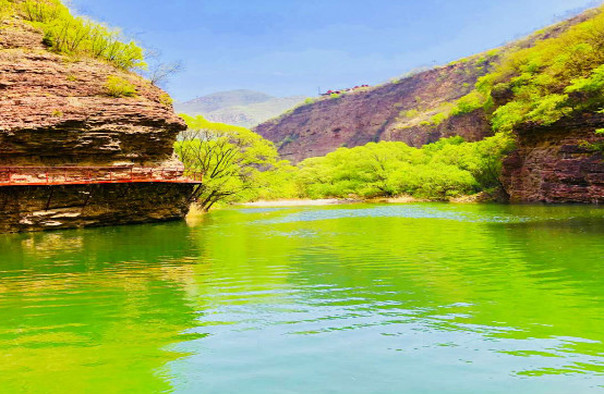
[0,21,185,167]
[0,183,195,233]
[254,9,603,203]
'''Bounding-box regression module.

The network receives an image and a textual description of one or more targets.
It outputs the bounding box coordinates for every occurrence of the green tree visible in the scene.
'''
[174,115,281,211]
[473,5,604,132]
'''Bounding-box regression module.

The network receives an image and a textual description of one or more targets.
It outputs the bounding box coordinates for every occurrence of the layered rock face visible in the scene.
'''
[0,19,194,232]
[0,21,186,167]
[0,183,194,233]
[502,115,604,203]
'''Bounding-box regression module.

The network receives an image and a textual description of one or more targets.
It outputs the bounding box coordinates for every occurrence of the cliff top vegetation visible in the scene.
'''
[0,0,145,70]
[443,5,604,133]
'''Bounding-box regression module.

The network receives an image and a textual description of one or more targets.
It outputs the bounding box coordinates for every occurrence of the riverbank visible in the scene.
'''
[240,198,360,207]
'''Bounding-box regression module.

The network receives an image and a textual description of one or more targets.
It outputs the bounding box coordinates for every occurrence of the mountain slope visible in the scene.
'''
[175,90,305,128]
[176,90,273,113]
[256,59,492,162]
[255,9,597,162]
[254,7,603,203]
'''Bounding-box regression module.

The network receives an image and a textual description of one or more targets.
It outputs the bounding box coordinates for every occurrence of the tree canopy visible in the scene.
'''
[174,115,286,211]
[293,134,515,200]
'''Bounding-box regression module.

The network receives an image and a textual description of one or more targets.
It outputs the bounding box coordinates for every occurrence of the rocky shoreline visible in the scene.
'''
[0,183,195,233]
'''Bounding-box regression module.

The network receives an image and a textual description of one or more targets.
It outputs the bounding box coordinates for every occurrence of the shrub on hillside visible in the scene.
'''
[105,75,137,98]
[440,6,604,133]
[18,0,145,70]
[0,0,13,22]
[450,90,486,116]
[488,7,603,131]
[159,93,173,107]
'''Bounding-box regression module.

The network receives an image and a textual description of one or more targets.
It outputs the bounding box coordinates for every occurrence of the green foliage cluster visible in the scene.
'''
[15,0,145,70]
[427,112,448,126]
[0,0,13,23]
[579,127,604,152]
[293,134,515,200]
[104,75,137,98]
[401,105,455,128]
[400,109,419,119]
[159,93,173,107]
[450,90,488,116]
[469,6,604,132]
[565,64,604,110]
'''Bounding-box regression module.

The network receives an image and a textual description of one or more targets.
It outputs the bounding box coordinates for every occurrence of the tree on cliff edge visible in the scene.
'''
[174,115,281,211]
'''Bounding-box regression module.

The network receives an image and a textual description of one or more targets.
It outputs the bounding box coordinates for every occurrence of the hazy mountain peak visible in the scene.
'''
[177,90,275,113]
[175,90,306,128]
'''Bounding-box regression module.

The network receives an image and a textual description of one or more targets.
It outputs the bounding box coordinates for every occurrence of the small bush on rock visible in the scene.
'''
[105,75,137,98]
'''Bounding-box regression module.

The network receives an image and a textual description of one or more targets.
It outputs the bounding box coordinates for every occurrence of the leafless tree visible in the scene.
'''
[144,48,184,88]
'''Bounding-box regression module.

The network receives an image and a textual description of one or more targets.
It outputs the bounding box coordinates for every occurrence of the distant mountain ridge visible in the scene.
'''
[175,90,306,128]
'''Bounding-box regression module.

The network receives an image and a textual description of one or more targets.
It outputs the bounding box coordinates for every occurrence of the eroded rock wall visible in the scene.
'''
[0,18,194,232]
[501,115,604,203]
[0,183,195,233]
[381,109,492,147]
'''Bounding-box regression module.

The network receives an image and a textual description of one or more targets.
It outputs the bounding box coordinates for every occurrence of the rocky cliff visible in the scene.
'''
[502,114,603,203]
[0,16,194,232]
[0,183,193,233]
[0,20,186,167]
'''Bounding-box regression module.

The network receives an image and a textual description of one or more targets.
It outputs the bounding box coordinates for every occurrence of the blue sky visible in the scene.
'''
[70,0,601,101]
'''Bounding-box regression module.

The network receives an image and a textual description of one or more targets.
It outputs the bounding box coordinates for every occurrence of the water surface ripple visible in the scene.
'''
[0,203,603,393]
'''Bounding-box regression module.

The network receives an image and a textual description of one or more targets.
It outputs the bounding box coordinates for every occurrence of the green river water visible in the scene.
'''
[0,203,603,393]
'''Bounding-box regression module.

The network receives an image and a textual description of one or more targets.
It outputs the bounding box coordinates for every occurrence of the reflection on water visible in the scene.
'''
[0,223,203,393]
[0,203,603,393]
